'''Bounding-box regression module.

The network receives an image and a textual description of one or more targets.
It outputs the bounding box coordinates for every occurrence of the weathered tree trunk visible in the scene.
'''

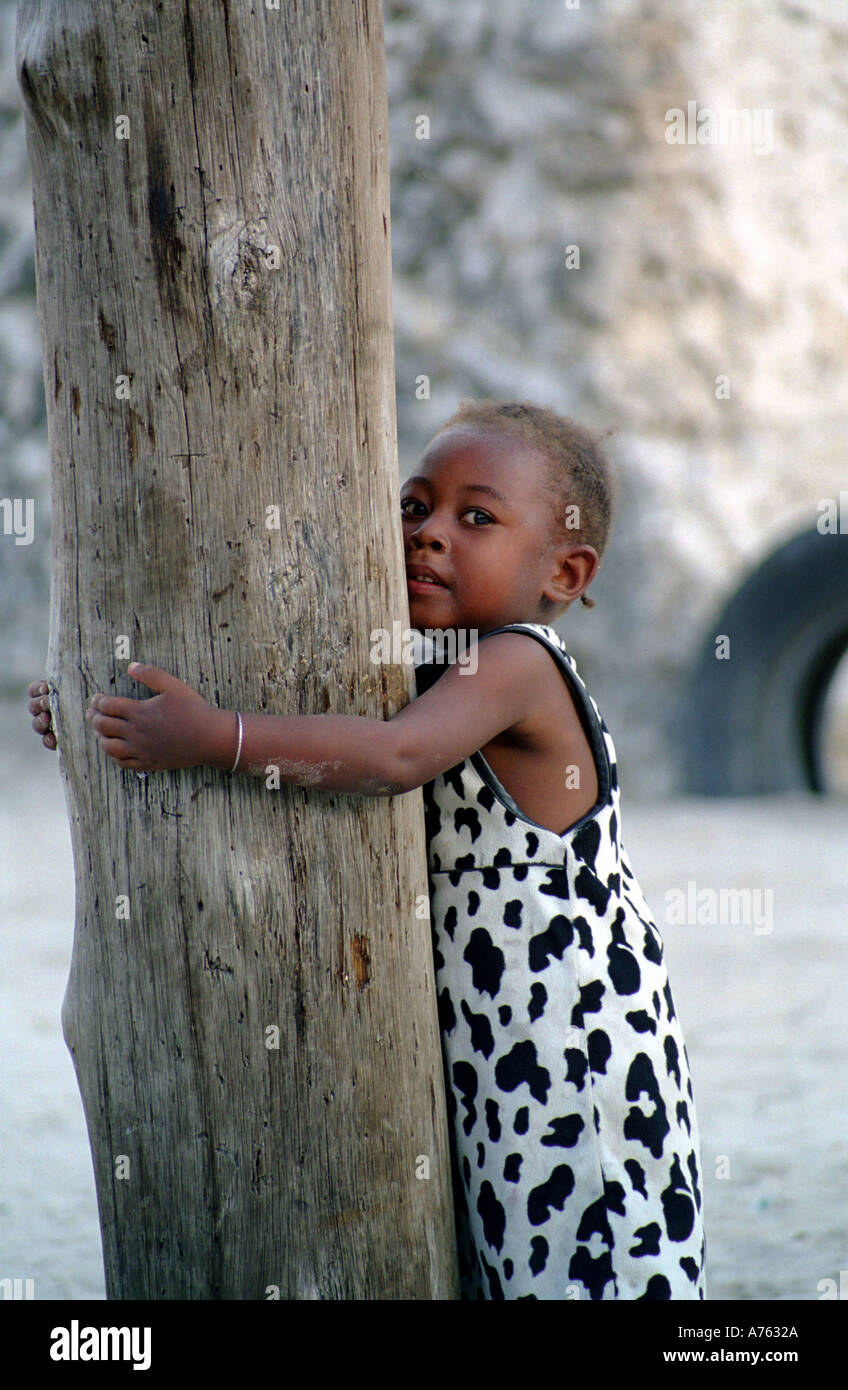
[17,0,458,1299]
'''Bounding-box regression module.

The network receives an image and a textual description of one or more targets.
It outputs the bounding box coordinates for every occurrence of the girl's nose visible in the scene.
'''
[410,516,448,550]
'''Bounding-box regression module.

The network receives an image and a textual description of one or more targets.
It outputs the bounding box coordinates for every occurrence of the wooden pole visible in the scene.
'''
[17,0,457,1299]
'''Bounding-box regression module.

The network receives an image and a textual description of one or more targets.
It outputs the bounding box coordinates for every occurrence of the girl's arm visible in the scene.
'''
[86,633,555,794]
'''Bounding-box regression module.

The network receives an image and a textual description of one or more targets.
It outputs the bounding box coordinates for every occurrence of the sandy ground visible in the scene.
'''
[2,695,846,1301]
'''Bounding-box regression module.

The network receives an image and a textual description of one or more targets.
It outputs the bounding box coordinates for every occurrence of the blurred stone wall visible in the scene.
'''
[0,1,50,689]
[386,0,848,794]
[3,0,847,794]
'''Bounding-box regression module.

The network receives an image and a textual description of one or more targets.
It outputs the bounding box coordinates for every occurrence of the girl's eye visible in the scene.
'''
[399,499,493,526]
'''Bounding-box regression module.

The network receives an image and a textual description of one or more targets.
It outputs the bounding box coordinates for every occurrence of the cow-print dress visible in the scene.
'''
[414,622,706,1300]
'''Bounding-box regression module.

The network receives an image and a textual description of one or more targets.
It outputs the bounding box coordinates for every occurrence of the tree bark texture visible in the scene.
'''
[17,0,458,1299]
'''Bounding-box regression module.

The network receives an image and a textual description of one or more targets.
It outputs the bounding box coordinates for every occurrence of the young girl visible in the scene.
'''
[29,398,706,1301]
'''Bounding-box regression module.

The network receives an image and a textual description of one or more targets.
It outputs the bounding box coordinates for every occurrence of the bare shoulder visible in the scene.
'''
[387,629,563,789]
[473,630,600,833]
[471,629,562,690]
[457,629,579,737]
[476,630,586,748]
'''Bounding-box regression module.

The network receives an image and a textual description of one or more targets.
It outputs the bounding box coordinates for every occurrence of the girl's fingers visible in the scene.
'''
[127,662,196,697]
[87,695,135,718]
[89,713,132,739]
[98,736,134,759]
[42,733,57,750]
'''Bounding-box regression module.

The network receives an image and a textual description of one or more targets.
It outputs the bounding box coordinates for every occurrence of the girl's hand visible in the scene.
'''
[86,663,216,772]
[28,679,57,750]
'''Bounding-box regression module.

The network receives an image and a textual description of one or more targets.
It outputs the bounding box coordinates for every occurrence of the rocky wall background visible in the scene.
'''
[2,0,847,794]
[0,2,48,692]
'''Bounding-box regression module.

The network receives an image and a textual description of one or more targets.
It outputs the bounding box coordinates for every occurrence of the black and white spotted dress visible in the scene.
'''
[414,622,706,1300]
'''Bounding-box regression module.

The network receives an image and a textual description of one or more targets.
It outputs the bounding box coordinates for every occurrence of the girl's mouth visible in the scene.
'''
[407,575,448,594]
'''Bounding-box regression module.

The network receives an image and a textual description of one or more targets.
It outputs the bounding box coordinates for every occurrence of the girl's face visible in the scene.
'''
[400,425,583,634]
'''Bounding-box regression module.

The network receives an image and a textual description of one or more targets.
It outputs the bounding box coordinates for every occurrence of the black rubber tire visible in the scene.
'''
[681,528,848,794]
